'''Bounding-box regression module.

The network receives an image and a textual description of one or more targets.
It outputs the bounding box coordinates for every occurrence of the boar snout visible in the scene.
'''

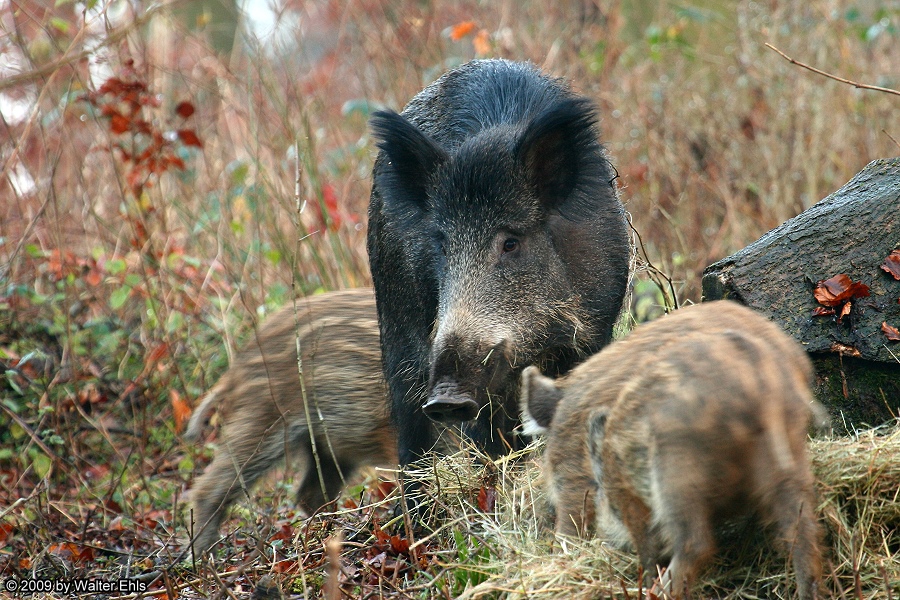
[426,336,513,424]
[423,382,479,423]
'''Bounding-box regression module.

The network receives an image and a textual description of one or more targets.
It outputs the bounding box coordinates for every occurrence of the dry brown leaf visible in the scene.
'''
[881,250,900,280]
[882,322,900,341]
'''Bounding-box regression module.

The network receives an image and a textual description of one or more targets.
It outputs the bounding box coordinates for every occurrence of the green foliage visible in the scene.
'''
[449,529,495,593]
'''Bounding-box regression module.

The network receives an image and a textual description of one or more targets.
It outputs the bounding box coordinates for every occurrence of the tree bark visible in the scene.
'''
[702,157,900,430]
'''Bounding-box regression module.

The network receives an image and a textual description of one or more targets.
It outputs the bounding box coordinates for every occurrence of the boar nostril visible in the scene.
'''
[422,394,479,423]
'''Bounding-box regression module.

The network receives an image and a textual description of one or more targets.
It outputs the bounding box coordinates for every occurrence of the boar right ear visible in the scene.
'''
[371,110,448,215]
[515,97,608,219]
[519,365,563,436]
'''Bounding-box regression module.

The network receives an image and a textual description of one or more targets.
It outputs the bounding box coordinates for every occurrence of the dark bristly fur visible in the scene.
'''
[185,289,397,556]
[520,301,826,600]
[368,59,630,463]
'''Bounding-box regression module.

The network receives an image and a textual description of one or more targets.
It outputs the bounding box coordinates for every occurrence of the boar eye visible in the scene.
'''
[501,238,520,253]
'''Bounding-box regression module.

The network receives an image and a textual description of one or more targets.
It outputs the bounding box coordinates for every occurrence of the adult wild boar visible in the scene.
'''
[368,59,630,464]
[185,289,397,556]
[521,301,826,600]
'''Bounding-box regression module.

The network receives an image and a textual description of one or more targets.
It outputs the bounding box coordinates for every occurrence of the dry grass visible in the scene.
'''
[392,423,900,599]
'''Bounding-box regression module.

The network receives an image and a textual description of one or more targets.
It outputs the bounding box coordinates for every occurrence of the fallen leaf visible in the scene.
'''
[838,301,852,323]
[812,306,835,317]
[449,21,476,41]
[883,322,900,341]
[272,558,299,574]
[477,485,497,513]
[813,274,870,307]
[882,250,900,280]
[0,522,13,544]
[390,534,409,555]
[830,342,861,357]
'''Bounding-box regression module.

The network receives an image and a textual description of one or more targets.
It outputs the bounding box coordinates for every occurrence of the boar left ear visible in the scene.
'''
[519,365,563,436]
[371,110,448,217]
[515,97,609,217]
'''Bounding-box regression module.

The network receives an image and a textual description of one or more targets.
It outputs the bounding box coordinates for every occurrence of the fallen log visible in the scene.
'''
[703,157,900,432]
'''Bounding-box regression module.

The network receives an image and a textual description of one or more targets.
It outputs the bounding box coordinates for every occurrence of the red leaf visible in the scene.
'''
[177,129,203,148]
[0,522,13,544]
[269,522,294,542]
[449,21,477,41]
[389,534,409,555]
[881,250,900,281]
[813,274,870,307]
[175,101,195,118]
[812,307,835,317]
[109,112,129,134]
[883,322,900,341]
[170,390,191,434]
[477,485,497,513]
[273,558,299,574]
[49,542,94,563]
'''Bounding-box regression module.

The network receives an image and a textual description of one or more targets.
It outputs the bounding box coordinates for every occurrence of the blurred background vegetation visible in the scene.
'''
[0,0,897,592]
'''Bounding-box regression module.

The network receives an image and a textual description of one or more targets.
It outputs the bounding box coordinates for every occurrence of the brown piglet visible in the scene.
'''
[185,289,396,556]
[521,300,827,599]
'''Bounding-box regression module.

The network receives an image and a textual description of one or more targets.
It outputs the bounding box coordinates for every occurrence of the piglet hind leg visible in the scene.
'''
[189,433,290,557]
[762,478,823,600]
[295,447,355,513]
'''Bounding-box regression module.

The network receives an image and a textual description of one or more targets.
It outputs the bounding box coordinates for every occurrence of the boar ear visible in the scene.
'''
[515,97,609,217]
[371,110,448,214]
[519,365,563,436]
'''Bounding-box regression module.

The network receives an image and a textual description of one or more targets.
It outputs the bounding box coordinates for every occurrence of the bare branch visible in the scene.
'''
[765,43,900,97]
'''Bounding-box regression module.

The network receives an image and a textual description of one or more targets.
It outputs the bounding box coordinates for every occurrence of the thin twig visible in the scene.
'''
[883,130,900,151]
[765,43,900,97]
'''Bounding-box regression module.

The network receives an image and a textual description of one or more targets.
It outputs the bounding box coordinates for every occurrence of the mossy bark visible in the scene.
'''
[702,158,900,428]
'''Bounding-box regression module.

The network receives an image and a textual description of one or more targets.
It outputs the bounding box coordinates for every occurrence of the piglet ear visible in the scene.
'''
[515,97,608,217]
[370,110,448,215]
[519,365,563,436]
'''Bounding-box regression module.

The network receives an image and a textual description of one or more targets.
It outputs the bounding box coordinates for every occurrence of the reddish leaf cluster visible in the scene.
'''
[812,274,869,323]
[81,75,202,198]
[46,249,103,285]
[446,20,491,55]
